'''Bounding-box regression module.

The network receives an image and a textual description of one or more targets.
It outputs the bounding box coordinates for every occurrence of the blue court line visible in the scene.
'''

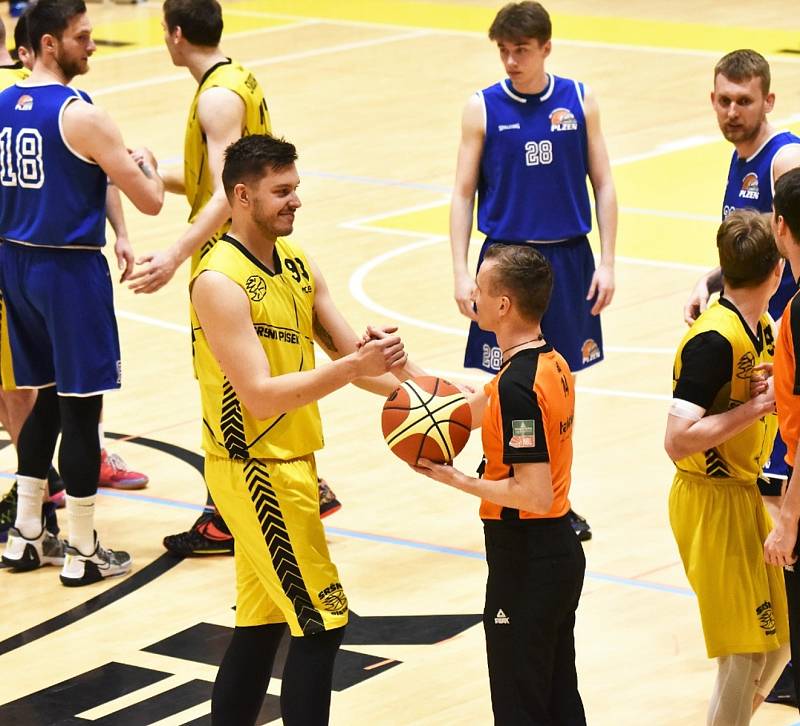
[92,488,694,598]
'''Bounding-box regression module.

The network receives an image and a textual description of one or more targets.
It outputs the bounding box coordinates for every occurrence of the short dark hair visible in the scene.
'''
[163,0,223,47]
[774,168,800,244]
[489,2,551,45]
[14,10,31,54]
[717,209,779,289]
[222,134,298,200]
[714,49,771,96]
[483,244,553,322]
[27,0,86,55]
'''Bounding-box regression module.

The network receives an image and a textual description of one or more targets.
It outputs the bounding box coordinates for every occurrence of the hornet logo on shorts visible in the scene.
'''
[581,339,601,364]
[14,94,33,111]
[319,582,348,615]
[245,275,267,302]
[549,107,578,132]
[736,352,756,379]
[756,601,777,635]
[739,172,760,201]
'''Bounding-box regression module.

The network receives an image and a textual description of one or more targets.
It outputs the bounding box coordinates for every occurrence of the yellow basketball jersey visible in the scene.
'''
[184,59,271,270]
[672,300,777,481]
[191,234,322,460]
[0,64,29,90]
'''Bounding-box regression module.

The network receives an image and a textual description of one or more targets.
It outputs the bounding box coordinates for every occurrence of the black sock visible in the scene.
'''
[281,626,345,726]
[211,623,287,726]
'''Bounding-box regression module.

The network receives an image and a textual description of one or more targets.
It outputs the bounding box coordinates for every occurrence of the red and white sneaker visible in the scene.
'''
[98,450,149,490]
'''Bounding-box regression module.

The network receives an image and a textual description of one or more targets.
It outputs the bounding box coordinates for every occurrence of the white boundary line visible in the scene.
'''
[92,29,432,97]
[190,4,800,65]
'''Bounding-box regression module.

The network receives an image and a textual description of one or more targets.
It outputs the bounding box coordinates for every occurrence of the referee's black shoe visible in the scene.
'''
[568,509,592,541]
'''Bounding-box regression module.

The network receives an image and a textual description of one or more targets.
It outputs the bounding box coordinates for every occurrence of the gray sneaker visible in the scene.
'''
[60,534,132,587]
[2,525,66,571]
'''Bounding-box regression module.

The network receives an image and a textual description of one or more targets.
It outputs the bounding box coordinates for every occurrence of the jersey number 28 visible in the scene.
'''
[0,127,44,189]
[524,140,553,166]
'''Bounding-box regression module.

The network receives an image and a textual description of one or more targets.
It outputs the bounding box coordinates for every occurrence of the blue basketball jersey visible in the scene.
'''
[0,83,107,247]
[722,130,800,218]
[477,75,591,242]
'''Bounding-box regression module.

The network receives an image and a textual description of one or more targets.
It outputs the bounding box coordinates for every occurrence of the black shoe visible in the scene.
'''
[765,662,798,707]
[568,509,592,541]
[163,511,234,557]
[318,478,341,519]
[0,483,17,544]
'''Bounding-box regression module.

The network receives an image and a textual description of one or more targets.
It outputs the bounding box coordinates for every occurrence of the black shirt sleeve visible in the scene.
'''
[498,365,549,465]
[673,331,733,410]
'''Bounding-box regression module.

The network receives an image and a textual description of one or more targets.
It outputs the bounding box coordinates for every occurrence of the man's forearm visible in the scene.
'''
[594,181,617,266]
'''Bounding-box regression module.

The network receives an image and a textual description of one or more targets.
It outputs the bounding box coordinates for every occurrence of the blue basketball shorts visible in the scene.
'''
[0,242,121,396]
[465,236,604,374]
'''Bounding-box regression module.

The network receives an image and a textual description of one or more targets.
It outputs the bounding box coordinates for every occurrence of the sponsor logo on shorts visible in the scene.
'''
[14,95,33,111]
[736,351,755,379]
[756,600,777,635]
[739,172,760,200]
[116,360,122,385]
[549,107,578,132]
[498,122,521,132]
[319,582,348,615]
[494,608,510,624]
[581,339,601,364]
[245,275,267,301]
[509,419,535,448]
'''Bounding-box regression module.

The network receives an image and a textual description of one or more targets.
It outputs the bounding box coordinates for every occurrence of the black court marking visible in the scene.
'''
[0,662,171,723]
[0,433,205,657]
[89,680,212,725]
[779,48,800,55]
[93,39,135,48]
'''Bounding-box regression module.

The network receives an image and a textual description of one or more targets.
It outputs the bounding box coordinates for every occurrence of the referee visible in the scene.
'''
[415,243,586,724]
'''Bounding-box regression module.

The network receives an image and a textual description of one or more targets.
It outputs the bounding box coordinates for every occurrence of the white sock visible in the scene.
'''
[66,494,96,555]
[15,475,46,538]
[98,422,105,451]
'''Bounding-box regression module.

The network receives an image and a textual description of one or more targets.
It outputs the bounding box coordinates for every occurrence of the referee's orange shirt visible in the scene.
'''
[480,345,574,520]
[775,292,800,467]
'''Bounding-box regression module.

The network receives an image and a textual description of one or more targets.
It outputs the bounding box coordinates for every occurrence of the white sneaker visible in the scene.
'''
[2,526,66,571]
[59,534,132,587]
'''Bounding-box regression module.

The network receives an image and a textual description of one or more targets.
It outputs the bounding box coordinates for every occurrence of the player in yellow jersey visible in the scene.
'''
[128,0,341,556]
[666,210,790,724]
[193,133,415,724]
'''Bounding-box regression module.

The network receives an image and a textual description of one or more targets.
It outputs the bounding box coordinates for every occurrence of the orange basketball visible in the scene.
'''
[381,376,472,464]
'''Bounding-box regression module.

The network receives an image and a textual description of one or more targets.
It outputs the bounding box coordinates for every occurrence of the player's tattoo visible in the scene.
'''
[313,313,338,353]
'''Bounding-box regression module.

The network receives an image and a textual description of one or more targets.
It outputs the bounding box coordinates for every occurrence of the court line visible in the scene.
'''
[88,20,320,64]
[202,5,800,65]
[91,29,432,97]
[95,487,692,598]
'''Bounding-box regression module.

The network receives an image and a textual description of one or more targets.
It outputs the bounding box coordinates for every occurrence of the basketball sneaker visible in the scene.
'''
[98,449,149,490]
[163,510,234,557]
[568,509,592,542]
[60,533,132,586]
[0,484,61,543]
[318,477,341,519]
[2,524,66,571]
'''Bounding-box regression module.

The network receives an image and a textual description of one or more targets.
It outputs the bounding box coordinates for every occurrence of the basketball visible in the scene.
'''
[381,376,472,464]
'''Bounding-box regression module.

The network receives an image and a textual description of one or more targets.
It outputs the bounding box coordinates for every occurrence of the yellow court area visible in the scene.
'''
[2,1,800,724]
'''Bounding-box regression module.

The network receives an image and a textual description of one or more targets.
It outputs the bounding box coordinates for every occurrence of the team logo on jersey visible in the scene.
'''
[319,582,348,615]
[756,601,777,635]
[736,351,756,379]
[245,274,267,301]
[738,172,760,200]
[581,339,601,364]
[549,107,578,132]
[14,94,33,111]
[509,419,535,448]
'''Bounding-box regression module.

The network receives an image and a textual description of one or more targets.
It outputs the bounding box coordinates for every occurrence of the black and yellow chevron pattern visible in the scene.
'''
[221,378,248,460]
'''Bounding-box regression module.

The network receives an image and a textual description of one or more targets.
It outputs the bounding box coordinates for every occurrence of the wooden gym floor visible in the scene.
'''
[2,1,800,724]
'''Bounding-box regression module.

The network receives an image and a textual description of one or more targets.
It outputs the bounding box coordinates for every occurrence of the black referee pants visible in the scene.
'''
[483,516,586,726]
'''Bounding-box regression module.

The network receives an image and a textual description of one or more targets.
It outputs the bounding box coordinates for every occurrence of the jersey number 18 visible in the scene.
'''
[0,127,44,189]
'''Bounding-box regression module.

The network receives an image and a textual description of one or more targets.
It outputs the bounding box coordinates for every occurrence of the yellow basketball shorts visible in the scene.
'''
[0,294,16,390]
[669,472,788,658]
[205,452,348,637]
